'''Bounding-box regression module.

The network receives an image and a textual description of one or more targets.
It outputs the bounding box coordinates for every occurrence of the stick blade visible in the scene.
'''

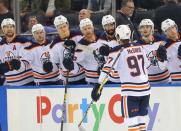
[78,125,86,131]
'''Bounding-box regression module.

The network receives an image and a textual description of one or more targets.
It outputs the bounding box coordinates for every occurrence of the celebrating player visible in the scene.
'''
[93,25,152,131]
[50,15,86,84]
[74,18,109,84]
[162,19,181,83]
[100,15,120,83]
[20,24,62,85]
[0,18,34,86]
[137,19,170,84]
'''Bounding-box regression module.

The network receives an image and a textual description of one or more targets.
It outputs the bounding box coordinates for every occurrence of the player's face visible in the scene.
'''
[165,26,178,40]
[57,23,70,39]
[104,23,115,36]
[139,25,152,37]
[81,25,94,37]
[33,30,46,44]
[2,24,16,37]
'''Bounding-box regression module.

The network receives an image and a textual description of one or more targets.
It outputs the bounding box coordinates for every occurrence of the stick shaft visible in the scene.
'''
[78,100,94,127]
[78,48,123,127]
[61,71,69,131]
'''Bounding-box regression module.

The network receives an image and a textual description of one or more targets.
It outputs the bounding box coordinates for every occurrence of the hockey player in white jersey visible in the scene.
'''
[74,18,109,84]
[92,25,167,131]
[62,18,110,84]
[0,18,34,86]
[137,19,171,84]
[19,24,62,85]
[100,15,120,83]
[161,19,181,83]
[50,15,86,84]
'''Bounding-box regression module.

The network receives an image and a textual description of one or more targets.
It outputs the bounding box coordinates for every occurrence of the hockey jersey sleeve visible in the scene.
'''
[98,50,121,83]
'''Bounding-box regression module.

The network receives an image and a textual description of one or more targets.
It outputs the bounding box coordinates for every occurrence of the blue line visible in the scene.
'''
[3,83,181,89]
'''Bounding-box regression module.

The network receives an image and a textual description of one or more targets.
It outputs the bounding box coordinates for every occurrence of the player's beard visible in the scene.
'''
[106,29,115,36]
[5,31,14,38]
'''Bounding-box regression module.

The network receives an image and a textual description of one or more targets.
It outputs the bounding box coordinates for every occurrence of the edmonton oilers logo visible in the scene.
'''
[40,52,50,63]
[147,50,158,66]
[4,51,16,61]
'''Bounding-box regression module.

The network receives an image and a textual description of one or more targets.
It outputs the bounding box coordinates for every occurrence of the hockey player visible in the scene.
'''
[100,15,120,83]
[137,19,171,84]
[74,18,109,84]
[62,18,110,84]
[20,24,62,85]
[161,19,181,83]
[0,18,34,86]
[50,15,86,84]
[92,25,166,131]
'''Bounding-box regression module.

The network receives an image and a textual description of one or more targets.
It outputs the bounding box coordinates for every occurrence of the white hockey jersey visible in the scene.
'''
[19,39,60,83]
[75,33,107,83]
[0,36,34,86]
[103,44,151,96]
[137,38,171,84]
[99,32,120,83]
[165,40,181,83]
[50,31,85,82]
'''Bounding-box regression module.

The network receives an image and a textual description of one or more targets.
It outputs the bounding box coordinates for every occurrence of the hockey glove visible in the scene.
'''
[10,59,21,70]
[0,62,12,75]
[156,46,167,62]
[99,44,110,56]
[63,57,74,71]
[91,84,102,102]
[178,44,181,59]
[64,40,76,53]
[43,61,53,73]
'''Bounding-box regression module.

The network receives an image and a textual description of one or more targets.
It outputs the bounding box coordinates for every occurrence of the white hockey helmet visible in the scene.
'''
[79,18,93,31]
[161,19,177,33]
[1,18,15,29]
[32,24,45,35]
[115,25,131,41]
[102,15,115,28]
[54,15,68,28]
[139,19,154,32]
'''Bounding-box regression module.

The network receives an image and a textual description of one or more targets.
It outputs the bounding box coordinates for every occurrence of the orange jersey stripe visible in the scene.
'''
[128,127,140,131]
[171,74,181,79]
[62,68,85,76]
[102,68,119,77]
[33,71,59,79]
[149,71,170,81]
[6,71,32,81]
[123,96,128,118]
[139,125,146,130]
[85,73,99,78]
[121,83,150,90]
[85,71,99,76]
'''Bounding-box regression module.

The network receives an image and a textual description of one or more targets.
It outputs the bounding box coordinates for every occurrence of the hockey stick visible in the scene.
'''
[78,47,123,129]
[60,71,69,131]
